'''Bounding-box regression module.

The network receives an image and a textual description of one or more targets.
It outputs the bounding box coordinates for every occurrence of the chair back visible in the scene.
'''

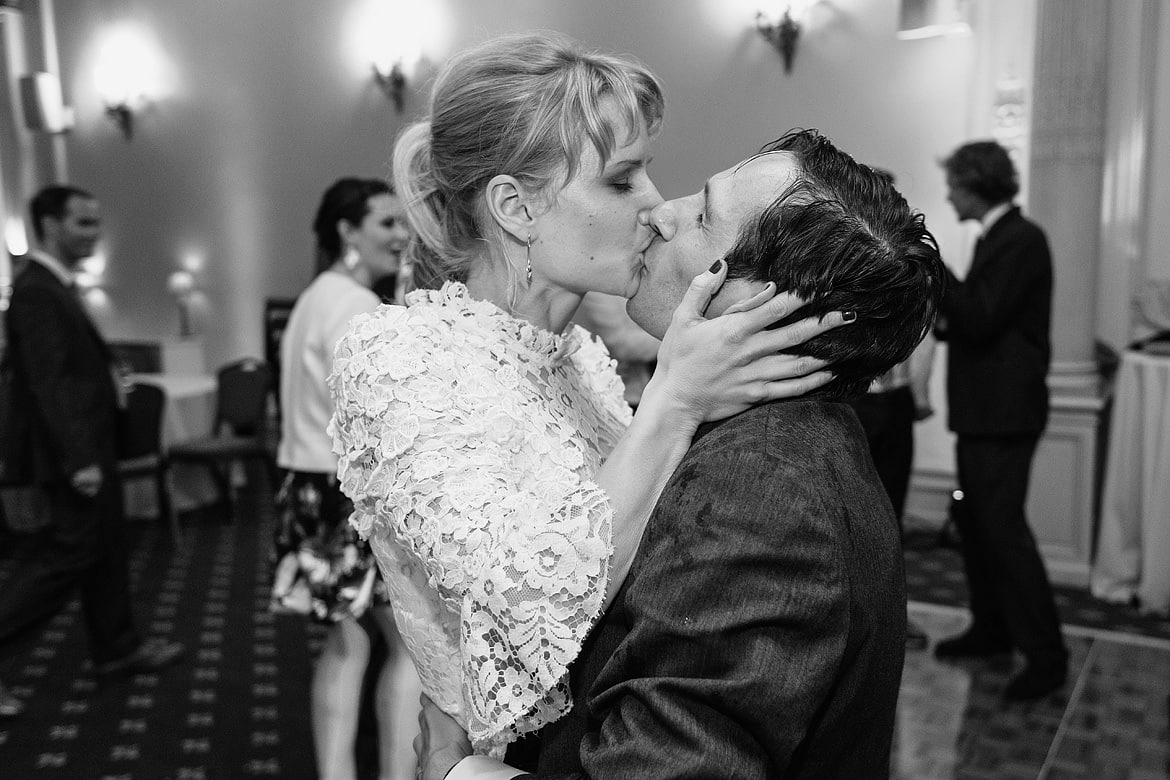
[119,382,166,460]
[215,358,271,437]
[264,298,296,412]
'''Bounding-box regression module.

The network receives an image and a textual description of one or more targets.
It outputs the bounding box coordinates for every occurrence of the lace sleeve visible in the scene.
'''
[328,305,614,754]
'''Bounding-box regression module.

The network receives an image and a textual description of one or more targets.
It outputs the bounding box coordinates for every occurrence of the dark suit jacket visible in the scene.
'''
[7,258,120,483]
[936,207,1052,436]
[518,399,907,779]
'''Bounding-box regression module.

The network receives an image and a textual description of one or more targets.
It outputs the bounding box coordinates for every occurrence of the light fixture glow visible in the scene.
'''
[167,269,199,338]
[5,217,28,257]
[74,270,101,290]
[91,21,173,138]
[178,249,206,275]
[79,254,106,277]
[345,0,451,111]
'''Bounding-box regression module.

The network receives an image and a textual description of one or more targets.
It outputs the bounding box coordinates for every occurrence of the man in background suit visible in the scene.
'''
[418,129,946,779]
[932,141,1068,702]
[0,185,183,718]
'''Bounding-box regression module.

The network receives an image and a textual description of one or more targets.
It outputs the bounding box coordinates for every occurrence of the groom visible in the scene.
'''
[423,129,945,779]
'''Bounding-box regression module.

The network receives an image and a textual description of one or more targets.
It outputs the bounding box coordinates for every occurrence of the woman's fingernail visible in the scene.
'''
[709,259,723,274]
[842,310,857,322]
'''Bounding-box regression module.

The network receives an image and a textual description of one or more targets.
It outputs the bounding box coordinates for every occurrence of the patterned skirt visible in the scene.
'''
[268,470,386,623]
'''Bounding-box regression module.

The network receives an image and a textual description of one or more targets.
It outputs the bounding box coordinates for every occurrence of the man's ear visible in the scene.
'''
[484,174,537,243]
[708,279,773,318]
[40,216,61,242]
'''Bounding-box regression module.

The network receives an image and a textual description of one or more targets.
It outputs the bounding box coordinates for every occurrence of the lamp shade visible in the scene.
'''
[166,270,196,296]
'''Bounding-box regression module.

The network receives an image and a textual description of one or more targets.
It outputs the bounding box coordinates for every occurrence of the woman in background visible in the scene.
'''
[269,177,417,780]
[330,32,846,759]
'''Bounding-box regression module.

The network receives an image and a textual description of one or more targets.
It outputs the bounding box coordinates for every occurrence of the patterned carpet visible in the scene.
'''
[0,484,328,779]
[2,487,1168,779]
[902,525,1170,642]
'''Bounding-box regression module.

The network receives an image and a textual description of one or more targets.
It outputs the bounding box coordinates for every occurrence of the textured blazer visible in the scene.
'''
[515,399,907,779]
[937,207,1052,436]
[7,259,120,482]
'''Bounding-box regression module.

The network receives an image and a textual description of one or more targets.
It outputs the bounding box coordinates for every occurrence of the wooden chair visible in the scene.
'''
[165,358,276,521]
[117,382,181,545]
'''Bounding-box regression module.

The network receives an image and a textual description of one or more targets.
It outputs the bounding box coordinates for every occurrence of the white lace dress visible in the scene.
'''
[328,282,632,757]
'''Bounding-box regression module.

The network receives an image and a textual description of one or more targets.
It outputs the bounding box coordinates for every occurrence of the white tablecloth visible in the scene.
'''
[1090,350,1170,615]
[123,372,219,518]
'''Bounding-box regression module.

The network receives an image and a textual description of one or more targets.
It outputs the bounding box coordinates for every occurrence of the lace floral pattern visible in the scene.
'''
[329,282,631,757]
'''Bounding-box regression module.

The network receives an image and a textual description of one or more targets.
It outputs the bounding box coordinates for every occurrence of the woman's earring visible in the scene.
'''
[525,236,533,285]
[342,245,360,271]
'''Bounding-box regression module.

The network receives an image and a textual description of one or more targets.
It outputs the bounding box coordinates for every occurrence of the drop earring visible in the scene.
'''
[525,236,533,285]
[342,245,360,271]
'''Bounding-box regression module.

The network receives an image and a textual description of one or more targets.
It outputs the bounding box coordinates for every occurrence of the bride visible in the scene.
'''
[328,31,844,758]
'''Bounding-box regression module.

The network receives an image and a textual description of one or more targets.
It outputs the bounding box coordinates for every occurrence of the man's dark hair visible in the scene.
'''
[722,129,945,399]
[29,184,95,242]
[940,140,1019,205]
[312,177,394,275]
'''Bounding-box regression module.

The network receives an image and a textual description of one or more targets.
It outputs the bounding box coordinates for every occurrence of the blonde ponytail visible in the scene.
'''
[393,121,454,290]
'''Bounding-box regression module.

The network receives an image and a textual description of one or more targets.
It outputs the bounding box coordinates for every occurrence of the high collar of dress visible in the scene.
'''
[407,281,581,365]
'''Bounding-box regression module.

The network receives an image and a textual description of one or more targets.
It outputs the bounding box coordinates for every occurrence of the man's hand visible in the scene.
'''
[70,464,102,497]
[650,266,846,425]
[413,694,472,780]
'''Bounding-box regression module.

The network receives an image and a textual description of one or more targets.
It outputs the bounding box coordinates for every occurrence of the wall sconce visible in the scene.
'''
[92,21,171,140]
[347,0,450,113]
[166,269,198,338]
[755,1,820,74]
[74,270,101,291]
[74,255,106,296]
[103,101,136,139]
[372,61,407,112]
[74,261,109,307]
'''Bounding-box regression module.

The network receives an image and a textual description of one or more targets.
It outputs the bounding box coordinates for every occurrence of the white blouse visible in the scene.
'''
[278,271,380,472]
[328,282,632,757]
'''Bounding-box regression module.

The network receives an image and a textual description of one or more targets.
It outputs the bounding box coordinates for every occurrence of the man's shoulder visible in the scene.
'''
[12,257,64,290]
[10,260,68,310]
[991,208,1048,245]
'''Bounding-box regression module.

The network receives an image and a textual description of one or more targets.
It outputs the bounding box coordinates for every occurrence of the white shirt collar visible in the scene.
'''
[980,202,1013,237]
[26,249,75,287]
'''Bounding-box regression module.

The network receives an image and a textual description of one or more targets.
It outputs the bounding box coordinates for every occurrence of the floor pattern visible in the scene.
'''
[1,499,1168,778]
[902,526,1170,642]
[896,604,1170,780]
[0,498,324,779]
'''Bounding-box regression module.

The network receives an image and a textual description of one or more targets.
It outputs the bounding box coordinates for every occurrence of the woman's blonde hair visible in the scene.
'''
[393,31,665,289]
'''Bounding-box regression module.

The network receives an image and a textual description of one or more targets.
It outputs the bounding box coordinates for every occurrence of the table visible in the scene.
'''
[1090,350,1170,615]
[122,372,219,518]
[110,338,206,375]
